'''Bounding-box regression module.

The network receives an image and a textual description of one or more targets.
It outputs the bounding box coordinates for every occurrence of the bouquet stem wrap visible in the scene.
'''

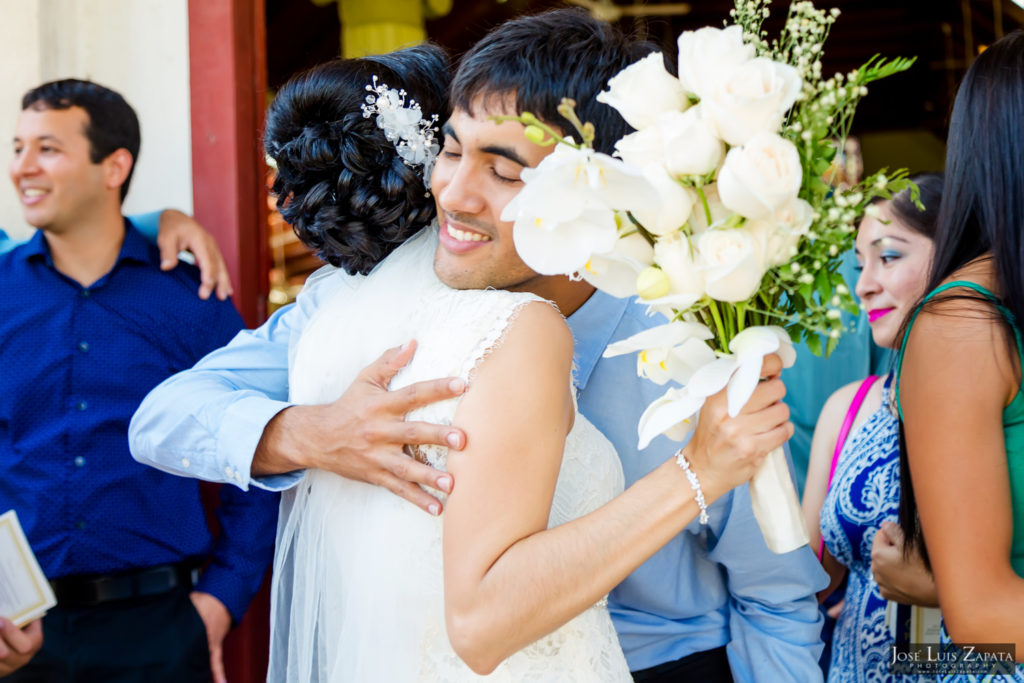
[750,445,808,554]
[618,324,810,554]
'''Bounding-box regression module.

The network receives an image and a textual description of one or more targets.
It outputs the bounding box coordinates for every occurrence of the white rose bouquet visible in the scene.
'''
[499,0,918,553]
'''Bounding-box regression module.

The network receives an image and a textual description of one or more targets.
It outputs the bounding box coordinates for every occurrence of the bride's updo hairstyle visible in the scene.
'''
[265,44,451,274]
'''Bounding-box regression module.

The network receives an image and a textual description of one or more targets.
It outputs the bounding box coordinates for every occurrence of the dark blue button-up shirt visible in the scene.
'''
[0,222,278,620]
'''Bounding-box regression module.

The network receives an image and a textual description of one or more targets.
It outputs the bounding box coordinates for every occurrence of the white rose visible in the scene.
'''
[614,126,665,169]
[717,133,802,220]
[630,166,696,236]
[698,227,767,302]
[658,107,725,178]
[653,232,705,300]
[702,57,803,146]
[747,198,814,267]
[580,230,655,298]
[597,52,688,130]
[677,25,755,101]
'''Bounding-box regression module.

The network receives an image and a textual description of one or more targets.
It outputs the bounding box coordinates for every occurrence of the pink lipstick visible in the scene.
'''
[867,308,894,323]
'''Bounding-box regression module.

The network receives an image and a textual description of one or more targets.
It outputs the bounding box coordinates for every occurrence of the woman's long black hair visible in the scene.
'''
[898,31,1024,567]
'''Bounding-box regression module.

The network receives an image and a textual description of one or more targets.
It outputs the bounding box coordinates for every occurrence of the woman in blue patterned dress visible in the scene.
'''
[802,174,943,682]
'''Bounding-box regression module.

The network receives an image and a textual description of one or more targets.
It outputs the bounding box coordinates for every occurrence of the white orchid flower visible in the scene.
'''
[513,206,618,275]
[504,143,658,275]
[637,386,705,449]
[604,320,714,357]
[641,294,703,321]
[627,324,793,449]
[604,321,716,386]
[685,325,796,417]
[579,231,654,298]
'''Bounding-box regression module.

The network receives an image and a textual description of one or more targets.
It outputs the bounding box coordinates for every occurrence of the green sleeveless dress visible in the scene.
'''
[896,280,1024,577]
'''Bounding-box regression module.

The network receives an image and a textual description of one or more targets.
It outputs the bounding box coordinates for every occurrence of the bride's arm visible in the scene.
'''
[442,301,791,674]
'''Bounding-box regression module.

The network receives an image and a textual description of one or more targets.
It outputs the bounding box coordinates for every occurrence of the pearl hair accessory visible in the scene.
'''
[361,76,440,187]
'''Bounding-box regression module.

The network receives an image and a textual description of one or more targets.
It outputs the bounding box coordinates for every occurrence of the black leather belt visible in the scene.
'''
[50,562,199,607]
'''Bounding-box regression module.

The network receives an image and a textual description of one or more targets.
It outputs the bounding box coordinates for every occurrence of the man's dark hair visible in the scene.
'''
[22,78,141,202]
[450,8,656,155]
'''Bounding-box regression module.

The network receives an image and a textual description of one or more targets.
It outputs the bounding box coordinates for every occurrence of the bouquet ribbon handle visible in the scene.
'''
[749,444,808,553]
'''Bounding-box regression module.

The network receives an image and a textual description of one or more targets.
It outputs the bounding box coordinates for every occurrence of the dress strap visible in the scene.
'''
[895,280,1024,421]
[818,374,879,561]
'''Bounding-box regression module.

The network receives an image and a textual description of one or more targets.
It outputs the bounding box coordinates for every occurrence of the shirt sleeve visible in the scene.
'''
[129,267,343,491]
[128,211,162,243]
[0,228,22,254]
[193,482,279,622]
[708,483,828,683]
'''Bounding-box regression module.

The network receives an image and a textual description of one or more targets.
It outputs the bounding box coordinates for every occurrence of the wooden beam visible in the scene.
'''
[188,2,271,681]
[188,0,269,328]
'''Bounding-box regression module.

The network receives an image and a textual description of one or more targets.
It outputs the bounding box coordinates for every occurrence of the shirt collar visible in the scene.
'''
[117,218,156,266]
[566,290,630,392]
[21,217,154,269]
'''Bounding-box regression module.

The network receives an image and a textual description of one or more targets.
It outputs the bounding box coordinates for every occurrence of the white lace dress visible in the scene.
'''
[269,229,631,682]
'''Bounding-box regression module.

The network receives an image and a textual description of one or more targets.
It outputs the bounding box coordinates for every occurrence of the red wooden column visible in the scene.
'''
[188,2,271,681]
[188,0,269,327]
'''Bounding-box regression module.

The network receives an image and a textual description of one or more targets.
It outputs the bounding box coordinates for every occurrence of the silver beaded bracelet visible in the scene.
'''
[675,448,709,525]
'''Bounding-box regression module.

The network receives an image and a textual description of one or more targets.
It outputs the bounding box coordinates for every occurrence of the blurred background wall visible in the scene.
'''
[0,0,192,239]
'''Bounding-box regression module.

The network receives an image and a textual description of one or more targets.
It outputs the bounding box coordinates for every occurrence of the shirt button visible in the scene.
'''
[224,465,233,478]
[76,400,88,411]
[77,341,90,352]
[79,289,91,298]
[75,520,86,530]
[181,457,191,469]
[74,456,86,467]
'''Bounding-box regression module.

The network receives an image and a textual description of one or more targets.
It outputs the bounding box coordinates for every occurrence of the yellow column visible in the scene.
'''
[312,0,452,58]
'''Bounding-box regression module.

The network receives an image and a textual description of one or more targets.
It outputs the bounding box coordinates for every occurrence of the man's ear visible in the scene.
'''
[102,148,134,193]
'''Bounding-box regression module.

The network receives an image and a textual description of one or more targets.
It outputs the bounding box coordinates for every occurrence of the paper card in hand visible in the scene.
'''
[0,509,57,626]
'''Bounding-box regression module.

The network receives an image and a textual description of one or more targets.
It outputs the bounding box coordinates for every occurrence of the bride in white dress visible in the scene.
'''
[261,45,791,682]
[263,47,630,681]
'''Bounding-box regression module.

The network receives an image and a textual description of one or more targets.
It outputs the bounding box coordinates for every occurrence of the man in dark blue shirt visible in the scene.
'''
[0,79,278,682]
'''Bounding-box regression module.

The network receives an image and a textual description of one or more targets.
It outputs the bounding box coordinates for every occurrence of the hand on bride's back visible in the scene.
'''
[255,340,469,515]
[684,353,793,502]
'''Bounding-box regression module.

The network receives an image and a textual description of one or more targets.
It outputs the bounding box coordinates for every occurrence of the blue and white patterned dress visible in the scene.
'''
[820,373,925,682]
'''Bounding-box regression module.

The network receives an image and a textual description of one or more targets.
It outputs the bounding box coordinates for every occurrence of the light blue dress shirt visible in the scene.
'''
[131,263,827,681]
[568,291,826,678]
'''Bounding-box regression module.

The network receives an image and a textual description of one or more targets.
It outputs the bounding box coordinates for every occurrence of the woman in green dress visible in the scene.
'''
[896,29,1024,673]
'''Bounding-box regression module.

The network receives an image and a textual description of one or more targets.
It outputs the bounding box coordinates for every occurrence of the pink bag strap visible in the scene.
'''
[818,374,879,561]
